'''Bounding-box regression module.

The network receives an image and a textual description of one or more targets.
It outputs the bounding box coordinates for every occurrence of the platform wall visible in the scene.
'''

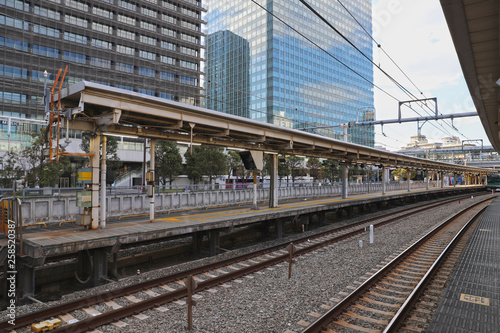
[20,181,440,224]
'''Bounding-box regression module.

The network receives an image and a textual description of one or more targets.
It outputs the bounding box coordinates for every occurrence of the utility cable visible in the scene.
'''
[335,0,470,140]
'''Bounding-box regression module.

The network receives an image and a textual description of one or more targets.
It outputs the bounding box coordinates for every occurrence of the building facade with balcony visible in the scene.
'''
[0,0,205,153]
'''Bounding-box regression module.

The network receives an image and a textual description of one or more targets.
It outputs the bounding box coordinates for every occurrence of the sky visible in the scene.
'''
[371,0,490,151]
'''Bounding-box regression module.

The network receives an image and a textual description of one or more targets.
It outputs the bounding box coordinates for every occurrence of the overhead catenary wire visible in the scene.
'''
[335,0,470,140]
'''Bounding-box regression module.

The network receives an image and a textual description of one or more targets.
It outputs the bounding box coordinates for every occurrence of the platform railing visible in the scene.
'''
[5,180,465,225]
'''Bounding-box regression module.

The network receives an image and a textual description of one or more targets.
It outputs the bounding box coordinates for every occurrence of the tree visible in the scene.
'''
[18,131,69,187]
[0,150,22,188]
[155,140,183,186]
[226,151,244,178]
[184,146,227,184]
[262,154,289,180]
[287,156,304,183]
[323,159,341,182]
[391,168,416,181]
[306,157,321,182]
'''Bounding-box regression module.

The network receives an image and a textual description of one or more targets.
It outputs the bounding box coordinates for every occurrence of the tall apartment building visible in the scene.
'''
[204,0,375,146]
[0,0,205,153]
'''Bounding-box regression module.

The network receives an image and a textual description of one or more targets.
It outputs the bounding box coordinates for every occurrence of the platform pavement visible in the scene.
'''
[428,196,500,332]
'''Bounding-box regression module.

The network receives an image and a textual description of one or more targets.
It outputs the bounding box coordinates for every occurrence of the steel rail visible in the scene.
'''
[0,193,486,331]
[302,196,492,333]
[383,205,487,332]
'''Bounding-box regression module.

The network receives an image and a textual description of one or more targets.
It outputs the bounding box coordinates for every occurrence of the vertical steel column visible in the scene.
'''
[100,135,107,229]
[426,170,429,190]
[269,154,278,208]
[407,169,411,192]
[149,138,155,222]
[382,165,386,195]
[440,171,444,188]
[341,163,348,199]
[90,132,100,230]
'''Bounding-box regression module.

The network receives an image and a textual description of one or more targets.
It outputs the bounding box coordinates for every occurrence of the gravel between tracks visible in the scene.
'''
[3,194,493,333]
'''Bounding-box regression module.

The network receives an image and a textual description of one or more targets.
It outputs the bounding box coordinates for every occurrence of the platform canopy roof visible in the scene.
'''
[57,81,493,174]
[441,0,500,153]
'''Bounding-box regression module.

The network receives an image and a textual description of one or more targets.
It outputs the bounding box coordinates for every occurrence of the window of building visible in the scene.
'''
[162,1,176,10]
[34,6,61,20]
[179,75,196,86]
[117,29,135,40]
[92,7,112,19]
[180,7,198,18]
[118,0,136,11]
[180,60,197,70]
[92,22,112,34]
[161,13,176,24]
[65,0,88,12]
[161,40,175,51]
[63,51,86,63]
[141,7,156,18]
[116,44,135,55]
[0,91,26,104]
[180,20,197,31]
[0,15,29,30]
[140,35,156,46]
[179,46,197,57]
[139,67,155,77]
[118,14,135,26]
[116,62,134,73]
[139,50,155,60]
[33,24,60,38]
[140,21,156,32]
[65,15,88,28]
[0,65,27,79]
[33,45,59,58]
[115,84,133,91]
[160,55,175,65]
[91,38,112,49]
[64,32,87,44]
[160,72,175,81]
[161,27,176,37]
[179,33,197,44]
[0,37,28,52]
[0,0,29,11]
[138,89,154,96]
[91,57,111,69]
[159,92,173,100]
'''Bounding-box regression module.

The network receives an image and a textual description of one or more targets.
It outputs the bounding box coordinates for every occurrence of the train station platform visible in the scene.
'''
[3,185,484,298]
[428,196,500,332]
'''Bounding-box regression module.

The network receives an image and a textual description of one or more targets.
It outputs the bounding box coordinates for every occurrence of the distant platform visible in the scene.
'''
[18,185,485,260]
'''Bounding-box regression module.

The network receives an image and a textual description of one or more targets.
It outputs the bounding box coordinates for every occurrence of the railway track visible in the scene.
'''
[0,193,489,332]
[301,197,490,333]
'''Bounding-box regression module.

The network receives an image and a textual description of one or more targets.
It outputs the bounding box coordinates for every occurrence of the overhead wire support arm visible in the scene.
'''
[399,98,438,122]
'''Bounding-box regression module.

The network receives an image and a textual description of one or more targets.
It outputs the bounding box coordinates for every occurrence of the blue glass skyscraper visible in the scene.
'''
[204,0,374,146]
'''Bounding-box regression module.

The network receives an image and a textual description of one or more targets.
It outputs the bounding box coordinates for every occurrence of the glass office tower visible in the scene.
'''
[204,0,374,146]
[0,0,205,152]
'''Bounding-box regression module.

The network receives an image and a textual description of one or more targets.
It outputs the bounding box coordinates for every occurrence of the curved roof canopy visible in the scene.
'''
[57,81,493,174]
[441,0,500,152]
